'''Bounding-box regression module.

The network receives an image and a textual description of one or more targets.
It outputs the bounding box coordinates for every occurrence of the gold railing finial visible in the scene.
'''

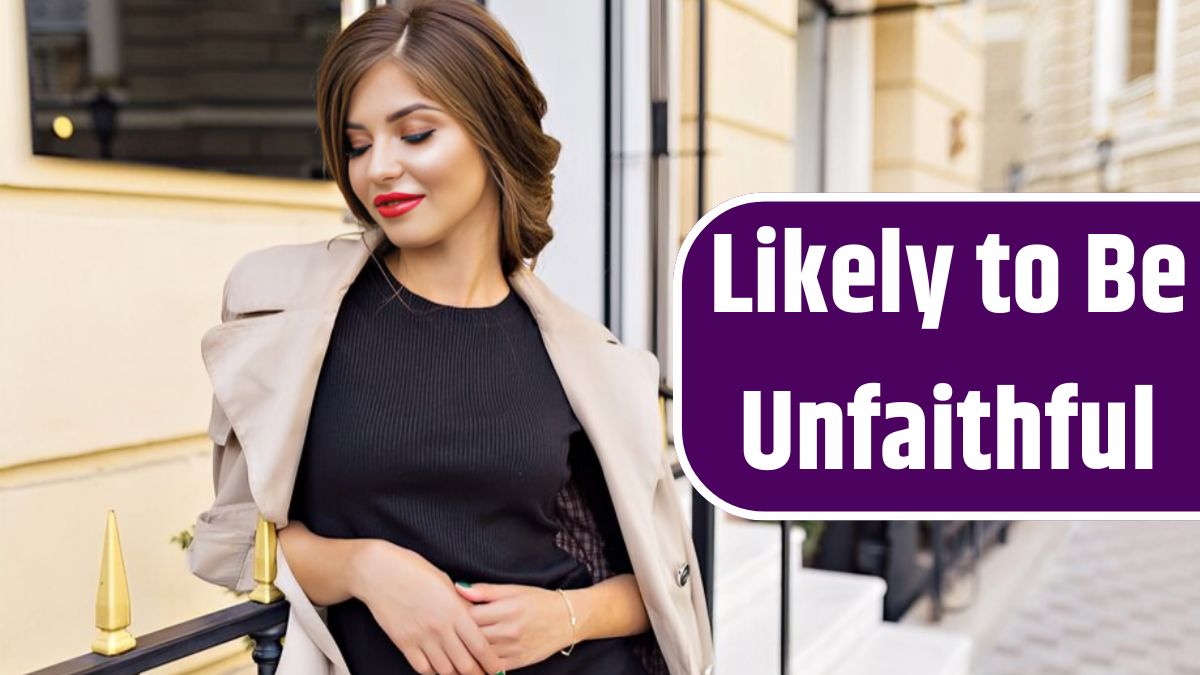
[250,515,283,604]
[92,510,136,656]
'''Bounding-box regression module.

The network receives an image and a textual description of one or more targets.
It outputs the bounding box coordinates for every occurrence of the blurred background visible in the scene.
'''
[3,0,1199,673]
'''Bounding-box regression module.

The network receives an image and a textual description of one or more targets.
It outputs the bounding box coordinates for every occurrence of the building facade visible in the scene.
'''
[985,0,1200,193]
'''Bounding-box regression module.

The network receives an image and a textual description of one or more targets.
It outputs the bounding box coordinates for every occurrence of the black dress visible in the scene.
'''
[287,247,652,674]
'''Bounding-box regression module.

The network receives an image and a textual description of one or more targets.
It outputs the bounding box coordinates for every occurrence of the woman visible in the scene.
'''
[187,2,713,674]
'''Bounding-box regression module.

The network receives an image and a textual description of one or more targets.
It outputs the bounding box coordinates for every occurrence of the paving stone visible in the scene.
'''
[974,522,1200,675]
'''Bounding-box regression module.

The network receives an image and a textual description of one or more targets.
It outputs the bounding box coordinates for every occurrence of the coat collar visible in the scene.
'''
[200,226,660,527]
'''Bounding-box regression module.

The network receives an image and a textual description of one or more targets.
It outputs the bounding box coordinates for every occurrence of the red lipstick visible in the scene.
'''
[373,192,424,218]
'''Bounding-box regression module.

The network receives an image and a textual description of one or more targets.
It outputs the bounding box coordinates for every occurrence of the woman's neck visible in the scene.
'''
[384,241,509,308]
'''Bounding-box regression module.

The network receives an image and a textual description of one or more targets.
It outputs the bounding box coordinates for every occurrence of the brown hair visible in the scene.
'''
[315,0,561,275]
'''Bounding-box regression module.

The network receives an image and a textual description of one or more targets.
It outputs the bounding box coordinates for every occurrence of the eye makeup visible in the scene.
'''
[344,129,437,159]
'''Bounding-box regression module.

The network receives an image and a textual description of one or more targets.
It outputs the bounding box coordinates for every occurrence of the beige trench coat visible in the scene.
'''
[186,226,715,674]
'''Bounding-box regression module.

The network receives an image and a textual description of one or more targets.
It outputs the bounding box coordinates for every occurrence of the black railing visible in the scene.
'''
[929,520,1010,621]
[811,521,1012,621]
[30,601,288,675]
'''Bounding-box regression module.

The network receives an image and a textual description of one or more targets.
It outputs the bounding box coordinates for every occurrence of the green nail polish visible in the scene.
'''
[455,580,472,588]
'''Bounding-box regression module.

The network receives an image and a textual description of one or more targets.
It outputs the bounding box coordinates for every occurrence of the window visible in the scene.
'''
[1127,0,1158,82]
[25,0,342,179]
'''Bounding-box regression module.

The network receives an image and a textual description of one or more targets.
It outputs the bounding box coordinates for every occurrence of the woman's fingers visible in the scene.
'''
[480,621,518,644]
[455,582,513,603]
[419,640,456,675]
[454,583,482,602]
[467,599,511,626]
[441,626,489,675]
[457,615,506,673]
[397,644,432,675]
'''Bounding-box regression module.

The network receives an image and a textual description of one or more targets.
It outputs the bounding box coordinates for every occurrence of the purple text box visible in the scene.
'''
[674,195,1197,518]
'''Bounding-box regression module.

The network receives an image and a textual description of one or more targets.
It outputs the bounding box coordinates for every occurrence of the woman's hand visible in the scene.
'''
[351,541,507,675]
[453,582,575,670]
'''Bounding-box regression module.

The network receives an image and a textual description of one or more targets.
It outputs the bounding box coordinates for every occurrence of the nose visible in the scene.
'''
[365,135,405,185]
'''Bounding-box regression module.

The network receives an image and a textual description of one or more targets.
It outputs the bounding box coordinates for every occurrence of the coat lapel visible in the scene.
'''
[201,229,383,528]
[200,226,665,672]
[509,269,661,501]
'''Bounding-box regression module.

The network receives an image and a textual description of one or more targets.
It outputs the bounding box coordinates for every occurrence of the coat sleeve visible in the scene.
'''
[186,274,260,593]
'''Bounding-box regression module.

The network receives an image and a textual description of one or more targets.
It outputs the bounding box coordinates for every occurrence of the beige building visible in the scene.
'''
[985,0,1200,192]
[680,0,984,233]
[874,0,985,192]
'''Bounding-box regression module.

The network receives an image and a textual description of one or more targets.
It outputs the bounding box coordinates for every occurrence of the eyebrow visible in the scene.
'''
[345,103,441,130]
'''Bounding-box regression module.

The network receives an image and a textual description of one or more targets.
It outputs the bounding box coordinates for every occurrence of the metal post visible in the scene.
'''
[815,1,830,192]
[781,521,792,675]
[250,623,287,675]
[605,0,624,335]
[692,0,716,626]
[650,0,671,365]
[930,521,945,621]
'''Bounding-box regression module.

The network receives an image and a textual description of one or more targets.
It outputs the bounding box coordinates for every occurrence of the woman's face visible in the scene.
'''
[344,59,498,252]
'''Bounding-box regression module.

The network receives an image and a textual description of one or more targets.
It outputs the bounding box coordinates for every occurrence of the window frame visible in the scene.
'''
[2,0,367,210]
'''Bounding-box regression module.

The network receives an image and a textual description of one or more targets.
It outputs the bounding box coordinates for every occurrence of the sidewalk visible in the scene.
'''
[901,520,1200,675]
[971,521,1200,675]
